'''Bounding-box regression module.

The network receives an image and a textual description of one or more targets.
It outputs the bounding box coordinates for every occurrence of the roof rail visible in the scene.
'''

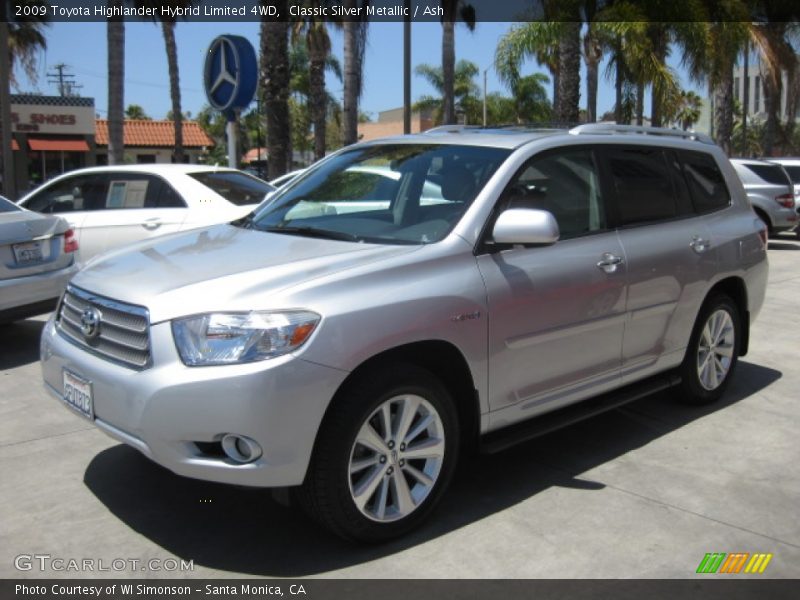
[569,123,715,145]
[422,125,484,134]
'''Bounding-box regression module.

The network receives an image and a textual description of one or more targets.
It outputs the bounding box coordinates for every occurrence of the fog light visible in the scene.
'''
[221,434,262,464]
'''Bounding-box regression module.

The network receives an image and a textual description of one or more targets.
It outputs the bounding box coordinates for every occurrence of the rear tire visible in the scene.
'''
[297,363,459,542]
[678,294,740,405]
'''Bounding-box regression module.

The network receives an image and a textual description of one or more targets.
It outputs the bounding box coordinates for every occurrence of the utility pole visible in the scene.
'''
[47,64,83,97]
[742,39,749,157]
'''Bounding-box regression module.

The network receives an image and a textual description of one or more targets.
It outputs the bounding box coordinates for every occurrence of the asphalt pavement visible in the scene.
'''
[1,236,798,579]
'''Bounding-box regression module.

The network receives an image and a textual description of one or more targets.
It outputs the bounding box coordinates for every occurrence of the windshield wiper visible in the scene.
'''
[262,226,362,242]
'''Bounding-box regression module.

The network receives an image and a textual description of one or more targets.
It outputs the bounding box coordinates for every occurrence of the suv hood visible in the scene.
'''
[71,223,420,323]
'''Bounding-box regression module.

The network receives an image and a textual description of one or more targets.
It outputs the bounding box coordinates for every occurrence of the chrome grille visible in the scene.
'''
[57,285,151,369]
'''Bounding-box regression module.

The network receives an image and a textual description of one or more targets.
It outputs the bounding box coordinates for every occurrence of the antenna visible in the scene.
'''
[47,64,83,97]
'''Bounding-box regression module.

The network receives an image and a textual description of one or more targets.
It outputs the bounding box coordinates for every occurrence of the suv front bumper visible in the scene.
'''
[40,316,348,487]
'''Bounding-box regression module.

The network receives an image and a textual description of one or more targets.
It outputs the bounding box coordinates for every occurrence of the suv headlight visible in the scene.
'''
[172,311,320,366]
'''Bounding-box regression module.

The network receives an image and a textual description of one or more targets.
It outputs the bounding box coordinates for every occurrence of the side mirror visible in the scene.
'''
[492,208,560,246]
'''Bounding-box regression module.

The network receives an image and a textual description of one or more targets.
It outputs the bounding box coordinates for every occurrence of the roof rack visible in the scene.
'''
[422,125,485,134]
[569,123,715,145]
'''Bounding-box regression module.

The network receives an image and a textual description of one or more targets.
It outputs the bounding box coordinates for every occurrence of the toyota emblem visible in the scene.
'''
[80,307,102,340]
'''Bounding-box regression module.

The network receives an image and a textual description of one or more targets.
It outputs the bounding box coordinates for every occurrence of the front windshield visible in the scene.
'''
[246,143,510,244]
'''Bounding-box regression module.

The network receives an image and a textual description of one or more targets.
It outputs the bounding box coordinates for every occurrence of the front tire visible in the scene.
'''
[678,294,740,405]
[298,363,459,542]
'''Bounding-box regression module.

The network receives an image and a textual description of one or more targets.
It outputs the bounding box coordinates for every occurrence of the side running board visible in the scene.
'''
[479,372,682,454]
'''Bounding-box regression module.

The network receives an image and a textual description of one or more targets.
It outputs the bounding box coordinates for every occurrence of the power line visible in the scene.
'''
[47,63,83,97]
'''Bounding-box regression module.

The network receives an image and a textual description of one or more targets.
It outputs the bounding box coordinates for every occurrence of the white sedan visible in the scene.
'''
[17,165,275,263]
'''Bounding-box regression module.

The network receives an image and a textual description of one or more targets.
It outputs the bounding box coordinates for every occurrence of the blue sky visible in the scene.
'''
[15,21,700,122]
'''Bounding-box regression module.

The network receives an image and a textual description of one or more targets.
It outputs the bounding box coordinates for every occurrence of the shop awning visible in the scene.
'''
[28,138,90,152]
[11,140,19,151]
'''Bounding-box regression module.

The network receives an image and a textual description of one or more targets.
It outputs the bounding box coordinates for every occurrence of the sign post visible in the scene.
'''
[203,35,257,169]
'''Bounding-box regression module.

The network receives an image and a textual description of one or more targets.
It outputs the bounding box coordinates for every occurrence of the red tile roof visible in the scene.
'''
[95,119,214,148]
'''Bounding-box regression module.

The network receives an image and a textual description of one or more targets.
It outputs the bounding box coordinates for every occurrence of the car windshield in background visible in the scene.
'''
[0,196,22,212]
[743,163,792,186]
[247,144,510,244]
[188,171,275,206]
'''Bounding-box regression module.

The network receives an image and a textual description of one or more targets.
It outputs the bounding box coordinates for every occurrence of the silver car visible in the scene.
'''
[730,158,797,235]
[40,125,768,541]
[1,195,79,323]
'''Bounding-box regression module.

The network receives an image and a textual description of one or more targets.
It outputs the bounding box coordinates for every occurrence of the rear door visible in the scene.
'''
[77,173,188,261]
[599,146,717,384]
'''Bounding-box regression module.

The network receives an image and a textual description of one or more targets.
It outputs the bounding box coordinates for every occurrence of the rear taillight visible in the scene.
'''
[63,228,79,253]
[775,193,794,209]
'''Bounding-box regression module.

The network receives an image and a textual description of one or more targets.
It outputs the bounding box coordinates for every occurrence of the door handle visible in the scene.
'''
[596,252,624,273]
[142,218,162,230]
[690,236,711,253]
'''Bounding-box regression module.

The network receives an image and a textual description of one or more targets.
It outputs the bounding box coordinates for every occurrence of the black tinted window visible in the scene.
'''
[190,171,275,206]
[744,163,791,186]
[679,151,731,213]
[781,165,800,184]
[24,175,109,214]
[153,182,187,208]
[606,148,681,226]
[504,148,606,239]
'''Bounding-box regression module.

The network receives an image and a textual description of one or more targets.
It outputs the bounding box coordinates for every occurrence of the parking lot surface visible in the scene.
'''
[1,237,799,579]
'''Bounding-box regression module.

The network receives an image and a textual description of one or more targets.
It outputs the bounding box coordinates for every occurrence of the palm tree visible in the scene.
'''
[414,60,480,123]
[681,1,750,155]
[6,3,49,87]
[124,104,150,120]
[495,22,564,120]
[260,1,291,178]
[107,0,125,165]
[293,5,336,161]
[669,90,704,130]
[342,0,369,146]
[440,1,476,125]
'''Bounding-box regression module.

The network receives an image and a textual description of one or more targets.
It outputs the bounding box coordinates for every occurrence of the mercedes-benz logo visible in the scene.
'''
[80,307,102,341]
[209,38,237,96]
[205,37,239,111]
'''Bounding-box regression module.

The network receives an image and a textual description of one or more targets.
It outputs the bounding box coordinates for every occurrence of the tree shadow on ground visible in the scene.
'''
[0,318,46,370]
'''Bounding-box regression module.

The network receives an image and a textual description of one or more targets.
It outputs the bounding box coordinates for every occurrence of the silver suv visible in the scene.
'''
[41,125,768,541]
[730,158,798,235]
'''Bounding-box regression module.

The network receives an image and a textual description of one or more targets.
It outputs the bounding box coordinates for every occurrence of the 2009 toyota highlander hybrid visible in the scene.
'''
[41,125,768,541]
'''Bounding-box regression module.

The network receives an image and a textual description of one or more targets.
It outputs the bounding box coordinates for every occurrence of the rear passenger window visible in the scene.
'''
[742,163,791,185]
[605,147,686,226]
[502,148,606,240]
[679,151,731,214]
[24,175,109,214]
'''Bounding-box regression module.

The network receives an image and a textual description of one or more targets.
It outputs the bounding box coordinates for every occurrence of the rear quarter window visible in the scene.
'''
[781,165,800,184]
[189,171,275,206]
[743,163,792,186]
[679,151,731,214]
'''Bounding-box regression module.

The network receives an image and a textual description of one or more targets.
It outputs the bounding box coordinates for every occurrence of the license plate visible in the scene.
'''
[12,240,44,265]
[62,370,94,420]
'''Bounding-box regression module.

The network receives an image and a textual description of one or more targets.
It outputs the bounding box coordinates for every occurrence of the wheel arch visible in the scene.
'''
[703,276,750,356]
[321,340,481,454]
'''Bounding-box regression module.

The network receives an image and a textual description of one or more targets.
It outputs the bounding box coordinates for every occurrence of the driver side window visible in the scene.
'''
[503,148,606,240]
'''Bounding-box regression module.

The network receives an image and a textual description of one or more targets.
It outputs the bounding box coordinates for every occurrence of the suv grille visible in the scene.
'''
[57,285,151,369]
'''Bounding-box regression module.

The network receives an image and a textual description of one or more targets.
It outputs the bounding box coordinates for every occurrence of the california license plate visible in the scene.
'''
[62,370,94,420]
[12,240,44,265]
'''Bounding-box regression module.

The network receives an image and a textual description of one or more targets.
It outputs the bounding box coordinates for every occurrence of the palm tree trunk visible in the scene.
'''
[583,27,600,123]
[714,64,734,156]
[614,47,623,123]
[261,6,290,178]
[442,18,456,125]
[342,1,366,147]
[762,69,780,156]
[107,2,125,165]
[649,29,667,127]
[161,20,184,163]
[555,21,581,124]
[308,30,327,161]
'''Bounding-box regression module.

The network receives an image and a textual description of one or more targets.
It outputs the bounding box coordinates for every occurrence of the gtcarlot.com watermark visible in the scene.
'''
[14,554,194,573]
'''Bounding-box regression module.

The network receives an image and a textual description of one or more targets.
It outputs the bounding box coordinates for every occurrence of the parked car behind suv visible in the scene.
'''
[17,165,275,263]
[730,158,797,235]
[766,158,800,238]
[40,125,768,541]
